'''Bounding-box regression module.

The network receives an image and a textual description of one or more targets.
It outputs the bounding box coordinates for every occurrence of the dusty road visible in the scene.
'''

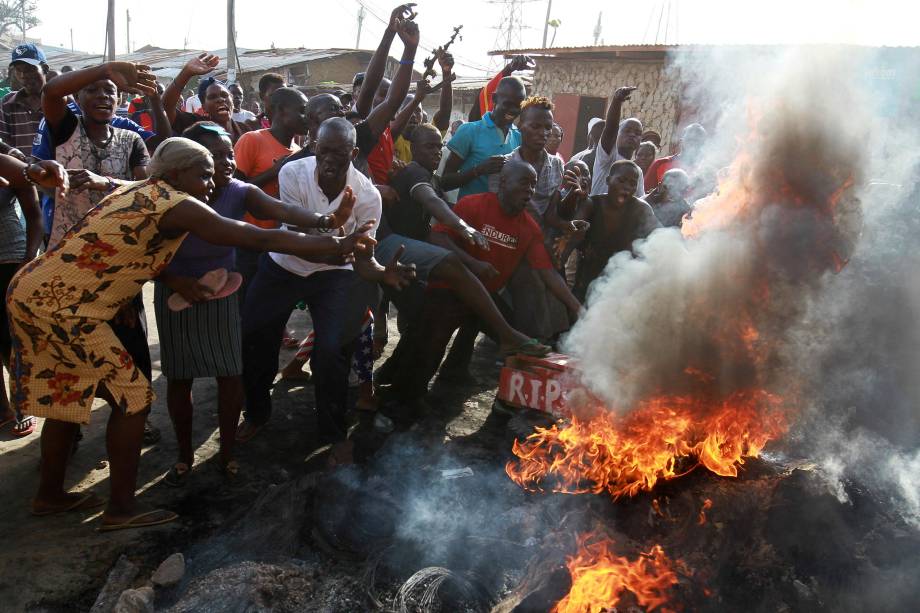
[0,283,503,612]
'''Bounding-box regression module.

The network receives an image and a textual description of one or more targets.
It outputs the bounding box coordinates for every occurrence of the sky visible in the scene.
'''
[26,0,920,77]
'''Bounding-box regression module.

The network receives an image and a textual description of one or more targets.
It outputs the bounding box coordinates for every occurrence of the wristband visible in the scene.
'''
[106,178,118,192]
[399,59,413,66]
[22,164,39,186]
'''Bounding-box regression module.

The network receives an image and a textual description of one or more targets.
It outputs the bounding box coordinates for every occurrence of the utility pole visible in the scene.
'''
[355,4,366,49]
[227,0,238,83]
[106,0,116,60]
[593,11,602,46]
[126,9,131,54]
[541,0,552,48]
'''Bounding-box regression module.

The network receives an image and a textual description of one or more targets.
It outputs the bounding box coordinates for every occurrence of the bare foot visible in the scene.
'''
[32,491,105,516]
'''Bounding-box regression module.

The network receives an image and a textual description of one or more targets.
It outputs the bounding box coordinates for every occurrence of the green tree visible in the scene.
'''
[0,0,39,42]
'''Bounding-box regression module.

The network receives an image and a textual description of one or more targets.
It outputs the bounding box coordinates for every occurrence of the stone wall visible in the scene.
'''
[533,58,682,154]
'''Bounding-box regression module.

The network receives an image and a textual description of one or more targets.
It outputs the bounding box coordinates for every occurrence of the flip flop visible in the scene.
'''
[11,416,36,437]
[211,272,242,300]
[502,338,551,358]
[167,268,230,312]
[97,508,178,532]
[31,491,106,516]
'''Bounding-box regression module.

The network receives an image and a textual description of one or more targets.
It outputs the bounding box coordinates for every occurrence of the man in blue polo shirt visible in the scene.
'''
[440,76,526,198]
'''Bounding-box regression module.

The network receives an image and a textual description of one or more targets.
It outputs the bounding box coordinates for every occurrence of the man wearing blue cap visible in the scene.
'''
[0,43,49,160]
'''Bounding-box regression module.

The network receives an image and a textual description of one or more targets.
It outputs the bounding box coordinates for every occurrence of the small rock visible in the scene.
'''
[151,553,185,587]
[113,586,154,613]
[96,460,108,470]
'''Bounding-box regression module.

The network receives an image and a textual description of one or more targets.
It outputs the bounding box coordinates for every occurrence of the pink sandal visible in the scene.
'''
[12,416,36,437]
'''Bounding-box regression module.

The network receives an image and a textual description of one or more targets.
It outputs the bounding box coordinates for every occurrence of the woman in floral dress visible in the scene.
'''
[42,60,167,444]
[7,137,388,531]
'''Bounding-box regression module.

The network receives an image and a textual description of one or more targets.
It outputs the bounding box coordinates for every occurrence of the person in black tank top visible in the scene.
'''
[572,160,661,302]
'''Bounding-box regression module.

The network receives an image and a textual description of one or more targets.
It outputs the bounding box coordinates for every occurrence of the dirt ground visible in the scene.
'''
[0,283,504,612]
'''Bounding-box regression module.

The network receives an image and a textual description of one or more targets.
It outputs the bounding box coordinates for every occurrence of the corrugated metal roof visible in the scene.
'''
[38,45,371,77]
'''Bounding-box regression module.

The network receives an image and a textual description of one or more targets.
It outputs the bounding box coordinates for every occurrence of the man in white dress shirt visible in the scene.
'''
[238,118,413,445]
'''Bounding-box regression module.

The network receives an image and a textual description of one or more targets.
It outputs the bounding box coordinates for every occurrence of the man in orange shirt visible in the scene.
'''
[233,87,308,301]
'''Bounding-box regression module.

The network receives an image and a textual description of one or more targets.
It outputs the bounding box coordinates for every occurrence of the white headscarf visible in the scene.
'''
[148,137,212,179]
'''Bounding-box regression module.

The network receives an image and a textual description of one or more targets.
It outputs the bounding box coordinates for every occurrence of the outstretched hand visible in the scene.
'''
[26,160,70,193]
[507,55,536,73]
[329,185,357,228]
[344,219,378,260]
[612,86,637,103]
[565,219,590,237]
[106,62,158,96]
[395,17,420,48]
[437,51,455,75]
[415,78,435,101]
[561,167,585,199]
[381,244,417,290]
[184,52,220,76]
[388,3,417,31]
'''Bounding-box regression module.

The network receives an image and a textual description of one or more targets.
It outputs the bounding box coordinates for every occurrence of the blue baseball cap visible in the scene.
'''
[11,43,46,67]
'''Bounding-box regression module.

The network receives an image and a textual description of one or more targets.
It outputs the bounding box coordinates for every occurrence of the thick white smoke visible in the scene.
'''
[562,47,920,524]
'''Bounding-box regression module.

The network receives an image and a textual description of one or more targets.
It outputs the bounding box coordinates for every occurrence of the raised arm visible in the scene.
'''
[432,52,454,132]
[390,79,432,140]
[162,53,219,124]
[43,62,157,130]
[145,85,172,149]
[364,18,420,138]
[356,4,415,118]
[598,86,636,155]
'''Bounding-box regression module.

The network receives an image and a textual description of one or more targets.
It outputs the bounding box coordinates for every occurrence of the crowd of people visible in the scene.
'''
[0,4,714,532]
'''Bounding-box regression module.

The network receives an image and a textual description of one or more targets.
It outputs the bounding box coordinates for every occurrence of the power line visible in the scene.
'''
[354,0,495,73]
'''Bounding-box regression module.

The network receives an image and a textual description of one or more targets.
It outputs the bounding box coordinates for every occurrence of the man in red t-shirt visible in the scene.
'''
[397,160,581,401]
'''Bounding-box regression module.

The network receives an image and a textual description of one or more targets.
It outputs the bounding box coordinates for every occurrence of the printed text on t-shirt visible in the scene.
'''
[480,224,518,250]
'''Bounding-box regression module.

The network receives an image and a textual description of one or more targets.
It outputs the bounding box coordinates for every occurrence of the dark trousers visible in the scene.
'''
[393,288,512,400]
[241,255,352,440]
[235,247,262,307]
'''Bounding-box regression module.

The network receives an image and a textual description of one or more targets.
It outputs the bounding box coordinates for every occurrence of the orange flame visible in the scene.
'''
[554,533,679,613]
[506,390,787,499]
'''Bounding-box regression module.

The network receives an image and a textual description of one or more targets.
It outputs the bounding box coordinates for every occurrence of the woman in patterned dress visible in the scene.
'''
[7,137,384,531]
[42,60,167,444]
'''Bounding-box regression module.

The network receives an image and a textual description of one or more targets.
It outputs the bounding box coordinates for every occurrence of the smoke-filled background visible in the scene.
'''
[563,46,920,528]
